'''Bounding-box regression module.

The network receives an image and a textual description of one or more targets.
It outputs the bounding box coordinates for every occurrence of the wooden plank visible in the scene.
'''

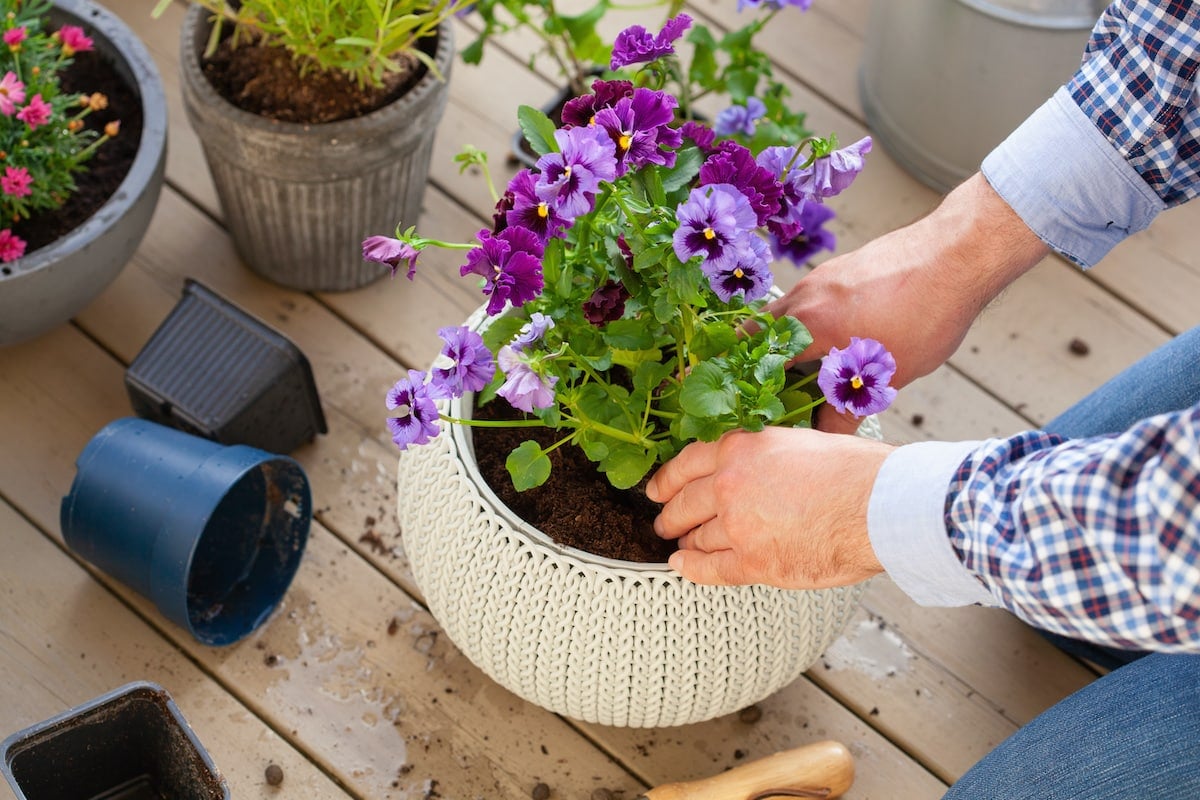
[0,501,353,800]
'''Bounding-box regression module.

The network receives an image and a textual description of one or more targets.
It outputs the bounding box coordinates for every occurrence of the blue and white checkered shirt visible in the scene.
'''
[867,0,1200,651]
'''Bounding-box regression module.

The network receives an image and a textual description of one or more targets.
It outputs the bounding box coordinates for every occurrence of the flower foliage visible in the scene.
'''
[0,0,119,262]
[372,19,893,492]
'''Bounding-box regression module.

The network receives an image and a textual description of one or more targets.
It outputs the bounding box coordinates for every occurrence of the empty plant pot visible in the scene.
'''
[61,417,312,646]
[125,279,327,455]
[1,681,229,800]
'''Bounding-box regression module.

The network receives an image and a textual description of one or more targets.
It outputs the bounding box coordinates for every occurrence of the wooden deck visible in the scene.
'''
[3,1,1198,798]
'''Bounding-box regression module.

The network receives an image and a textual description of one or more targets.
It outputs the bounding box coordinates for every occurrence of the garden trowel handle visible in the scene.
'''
[638,740,855,800]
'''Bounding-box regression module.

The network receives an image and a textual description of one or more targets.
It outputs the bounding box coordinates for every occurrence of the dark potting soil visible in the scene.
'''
[200,31,428,124]
[12,50,143,255]
[471,400,677,564]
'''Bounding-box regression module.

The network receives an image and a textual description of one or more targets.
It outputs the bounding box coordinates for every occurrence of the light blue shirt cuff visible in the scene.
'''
[981,86,1165,269]
[867,441,998,607]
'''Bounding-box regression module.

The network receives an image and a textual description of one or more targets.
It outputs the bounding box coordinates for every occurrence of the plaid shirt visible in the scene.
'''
[1069,0,1200,205]
[945,404,1200,650]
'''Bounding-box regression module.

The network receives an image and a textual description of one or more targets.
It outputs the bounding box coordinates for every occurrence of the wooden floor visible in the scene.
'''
[3,1,1198,798]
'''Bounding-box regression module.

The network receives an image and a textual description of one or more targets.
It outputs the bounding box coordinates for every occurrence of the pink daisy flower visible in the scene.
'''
[56,25,93,55]
[0,71,26,116]
[17,94,51,129]
[1,166,32,198]
[4,27,27,48]
[0,229,26,262]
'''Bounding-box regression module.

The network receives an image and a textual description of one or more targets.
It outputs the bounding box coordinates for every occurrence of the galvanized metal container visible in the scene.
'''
[859,0,1106,192]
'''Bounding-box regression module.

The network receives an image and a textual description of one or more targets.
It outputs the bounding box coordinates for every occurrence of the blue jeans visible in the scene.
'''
[943,326,1200,798]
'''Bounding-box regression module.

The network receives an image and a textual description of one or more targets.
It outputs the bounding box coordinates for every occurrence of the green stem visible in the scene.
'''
[438,414,549,428]
[776,396,826,425]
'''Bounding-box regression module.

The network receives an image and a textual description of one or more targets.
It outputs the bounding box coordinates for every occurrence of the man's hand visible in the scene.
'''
[645,427,894,589]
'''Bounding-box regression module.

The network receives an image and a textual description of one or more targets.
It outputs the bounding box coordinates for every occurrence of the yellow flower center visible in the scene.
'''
[703,227,716,240]
[733,268,745,279]
[618,133,632,152]
[537,202,549,218]
[851,375,864,390]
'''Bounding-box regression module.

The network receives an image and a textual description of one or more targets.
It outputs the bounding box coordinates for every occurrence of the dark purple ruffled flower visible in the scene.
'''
[511,312,555,352]
[491,187,514,233]
[610,13,692,70]
[713,97,766,138]
[592,88,682,174]
[561,79,634,127]
[461,226,546,315]
[431,326,495,397]
[386,370,447,449]
[699,141,783,227]
[794,136,873,200]
[505,169,571,241]
[582,280,631,325]
[769,201,837,265]
[817,337,897,418]
[757,145,808,240]
[703,235,773,303]
[363,235,420,279]
[535,126,618,219]
[673,183,758,270]
[680,120,718,155]
[497,346,558,412]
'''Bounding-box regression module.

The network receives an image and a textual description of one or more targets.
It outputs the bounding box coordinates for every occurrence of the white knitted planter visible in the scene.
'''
[397,306,875,727]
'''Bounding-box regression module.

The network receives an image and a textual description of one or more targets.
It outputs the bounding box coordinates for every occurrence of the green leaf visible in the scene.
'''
[506,440,552,491]
[678,413,730,443]
[679,361,737,417]
[599,443,657,490]
[460,35,485,66]
[604,319,656,350]
[692,322,740,361]
[752,353,789,387]
[660,146,704,193]
[517,105,559,158]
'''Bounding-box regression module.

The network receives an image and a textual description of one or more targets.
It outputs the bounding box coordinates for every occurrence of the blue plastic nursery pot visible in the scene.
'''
[1,681,229,800]
[60,418,312,646]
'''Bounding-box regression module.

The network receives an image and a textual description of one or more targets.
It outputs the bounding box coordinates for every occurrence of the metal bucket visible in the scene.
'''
[859,0,1105,192]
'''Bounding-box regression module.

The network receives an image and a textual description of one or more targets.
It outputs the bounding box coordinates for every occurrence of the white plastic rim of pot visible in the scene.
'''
[0,0,168,346]
[177,8,454,292]
[858,0,1100,192]
[396,303,877,728]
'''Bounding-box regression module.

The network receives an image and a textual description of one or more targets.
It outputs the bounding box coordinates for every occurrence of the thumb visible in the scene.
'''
[668,548,746,586]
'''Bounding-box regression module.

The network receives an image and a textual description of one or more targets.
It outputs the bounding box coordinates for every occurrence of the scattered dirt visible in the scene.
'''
[264,763,284,786]
[1068,337,1090,356]
[11,49,143,255]
[738,704,763,724]
[472,400,677,564]
[531,782,551,800]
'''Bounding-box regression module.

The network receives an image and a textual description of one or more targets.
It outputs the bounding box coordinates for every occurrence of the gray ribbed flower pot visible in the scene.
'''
[0,0,167,346]
[179,8,453,292]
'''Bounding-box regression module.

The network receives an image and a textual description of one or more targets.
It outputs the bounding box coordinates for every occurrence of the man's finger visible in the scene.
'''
[653,474,717,540]
[646,439,720,502]
[668,548,747,586]
[678,517,731,553]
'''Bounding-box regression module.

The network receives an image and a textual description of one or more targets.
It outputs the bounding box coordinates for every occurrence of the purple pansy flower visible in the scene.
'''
[582,280,631,325]
[713,97,767,138]
[497,345,559,412]
[673,183,758,270]
[680,120,718,155]
[699,141,783,227]
[511,312,555,352]
[506,169,571,241]
[461,226,546,315]
[769,201,837,265]
[592,88,683,174]
[610,13,692,70]
[363,235,420,279]
[703,235,773,303]
[535,126,618,219]
[386,369,447,449]
[738,0,812,10]
[794,136,873,200]
[431,326,495,397]
[817,337,898,418]
[757,145,809,240]
[561,79,634,127]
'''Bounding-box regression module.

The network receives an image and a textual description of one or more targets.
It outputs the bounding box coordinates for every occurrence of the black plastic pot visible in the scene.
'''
[125,279,327,455]
[1,681,230,799]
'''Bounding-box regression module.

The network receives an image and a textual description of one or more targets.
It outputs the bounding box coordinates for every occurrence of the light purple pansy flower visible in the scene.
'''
[496,345,558,412]
[510,312,555,352]
[672,183,758,270]
[756,145,808,240]
[461,226,546,315]
[703,235,773,303]
[610,13,693,70]
[363,235,420,279]
[386,369,448,449]
[738,0,812,11]
[535,126,618,219]
[506,169,571,242]
[431,326,495,397]
[794,136,873,200]
[817,337,898,418]
[713,97,767,138]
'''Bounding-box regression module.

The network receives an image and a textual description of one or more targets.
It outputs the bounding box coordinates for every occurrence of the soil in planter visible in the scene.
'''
[471,400,677,564]
[200,30,431,124]
[12,50,143,256]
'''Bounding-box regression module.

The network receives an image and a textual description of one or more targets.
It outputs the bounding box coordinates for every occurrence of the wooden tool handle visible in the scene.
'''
[639,740,855,800]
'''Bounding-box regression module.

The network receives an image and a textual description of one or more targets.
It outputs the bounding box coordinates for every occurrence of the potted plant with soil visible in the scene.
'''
[0,0,166,346]
[160,0,464,291]
[369,30,886,726]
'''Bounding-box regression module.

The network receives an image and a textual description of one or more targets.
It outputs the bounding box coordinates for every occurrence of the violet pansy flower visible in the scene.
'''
[699,141,782,227]
[386,369,448,449]
[461,226,546,315]
[431,326,495,396]
[535,126,617,219]
[770,201,837,265]
[703,235,773,303]
[363,235,421,279]
[673,183,758,271]
[738,0,813,10]
[592,88,682,174]
[496,345,558,412]
[506,169,571,242]
[561,79,633,128]
[511,312,555,352]
[609,14,692,70]
[817,337,898,418]
[794,136,873,200]
[713,97,767,138]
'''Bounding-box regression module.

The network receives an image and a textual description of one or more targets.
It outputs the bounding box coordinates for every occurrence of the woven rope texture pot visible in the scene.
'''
[178,8,453,291]
[396,305,874,728]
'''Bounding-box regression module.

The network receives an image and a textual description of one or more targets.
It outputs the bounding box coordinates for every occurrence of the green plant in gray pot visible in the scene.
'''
[161,0,461,291]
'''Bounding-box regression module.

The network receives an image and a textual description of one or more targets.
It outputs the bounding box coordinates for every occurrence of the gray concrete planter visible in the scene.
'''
[0,0,168,346]
[179,8,453,292]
